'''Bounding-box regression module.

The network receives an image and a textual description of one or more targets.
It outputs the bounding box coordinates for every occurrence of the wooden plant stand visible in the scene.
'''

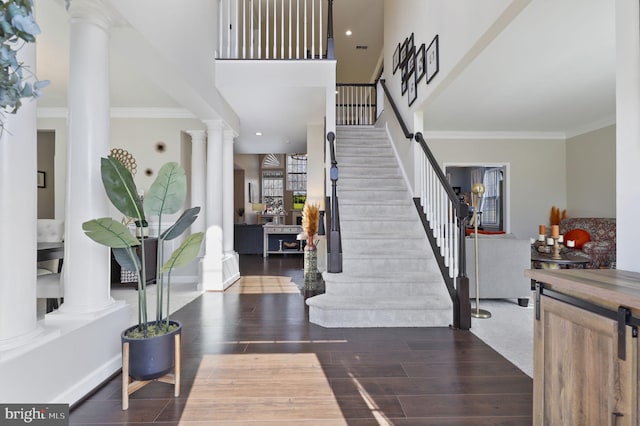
[121,333,181,410]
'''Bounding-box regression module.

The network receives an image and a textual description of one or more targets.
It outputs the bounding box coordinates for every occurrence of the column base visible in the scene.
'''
[0,301,129,405]
[222,251,240,289]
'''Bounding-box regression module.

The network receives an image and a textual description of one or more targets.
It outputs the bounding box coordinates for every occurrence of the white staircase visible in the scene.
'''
[306,126,452,327]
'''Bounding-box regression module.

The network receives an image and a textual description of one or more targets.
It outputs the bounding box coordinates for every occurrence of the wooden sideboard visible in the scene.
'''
[526,268,640,425]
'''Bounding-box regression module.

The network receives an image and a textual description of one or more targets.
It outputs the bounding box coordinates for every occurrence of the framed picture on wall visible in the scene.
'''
[426,34,439,84]
[393,43,400,74]
[401,63,408,95]
[400,38,408,66]
[408,70,417,106]
[407,46,415,76]
[416,43,426,83]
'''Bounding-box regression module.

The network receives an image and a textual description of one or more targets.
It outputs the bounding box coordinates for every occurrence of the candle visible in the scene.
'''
[530,238,536,245]
[547,237,554,245]
[539,224,546,235]
[551,225,559,237]
[558,235,564,243]
[538,234,546,242]
[566,240,575,248]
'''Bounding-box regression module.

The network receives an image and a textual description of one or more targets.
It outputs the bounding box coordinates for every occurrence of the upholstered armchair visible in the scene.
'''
[37,219,64,274]
[559,217,616,269]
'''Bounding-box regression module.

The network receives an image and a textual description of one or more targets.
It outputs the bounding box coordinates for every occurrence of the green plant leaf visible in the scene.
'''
[100,156,145,221]
[161,233,204,273]
[82,218,141,248]
[144,162,186,217]
[112,247,141,272]
[161,207,201,241]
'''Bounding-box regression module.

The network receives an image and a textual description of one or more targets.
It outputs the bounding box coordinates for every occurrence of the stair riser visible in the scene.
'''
[340,178,405,189]
[341,220,422,234]
[337,156,396,166]
[342,257,435,273]
[308,306,451,328]
[337,190,408,201]
[341,239,427,253]
[340,168,401,178]
[340,204,415,217]
[323,281,440,297]
[337,147,393,156]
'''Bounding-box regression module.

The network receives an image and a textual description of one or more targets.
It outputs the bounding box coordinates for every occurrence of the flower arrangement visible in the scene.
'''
[302,202,319,248]
[0,0,48,122]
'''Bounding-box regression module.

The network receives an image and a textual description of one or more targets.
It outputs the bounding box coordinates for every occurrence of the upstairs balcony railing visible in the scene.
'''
[336,83,376,126]
[218,0,334,60]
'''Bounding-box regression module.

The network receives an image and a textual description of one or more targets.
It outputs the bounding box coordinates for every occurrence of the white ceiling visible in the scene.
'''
[34,0,616,154]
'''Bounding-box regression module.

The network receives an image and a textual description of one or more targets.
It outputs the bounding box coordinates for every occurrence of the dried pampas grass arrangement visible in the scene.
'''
[302,202,320,238]
[549,206,567,226]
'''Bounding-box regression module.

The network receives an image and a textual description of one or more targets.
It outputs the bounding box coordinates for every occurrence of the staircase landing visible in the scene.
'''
[306,126,452,327]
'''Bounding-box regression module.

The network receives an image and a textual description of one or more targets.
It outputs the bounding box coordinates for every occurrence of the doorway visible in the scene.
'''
[445,163,509,233]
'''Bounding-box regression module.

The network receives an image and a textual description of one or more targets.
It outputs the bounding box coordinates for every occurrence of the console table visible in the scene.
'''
[263,224,303,257]
[526,269,640,424]
[111,237,158,286]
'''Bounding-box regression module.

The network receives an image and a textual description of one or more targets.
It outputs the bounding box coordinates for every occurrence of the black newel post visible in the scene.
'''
[326,0,334,59]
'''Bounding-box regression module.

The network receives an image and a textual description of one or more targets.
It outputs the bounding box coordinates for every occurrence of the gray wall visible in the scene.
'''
[37,130,55,218]
[566,125,616,218]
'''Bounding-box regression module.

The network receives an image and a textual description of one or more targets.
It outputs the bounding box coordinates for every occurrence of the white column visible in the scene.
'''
[0,38,40,346]
[204,120,224,230]
[222,130,236,254]
[616,0,640,272]
[201,120,224,290]
[221,128,240,287]
[187,130,207,233]
[61,0,114,313]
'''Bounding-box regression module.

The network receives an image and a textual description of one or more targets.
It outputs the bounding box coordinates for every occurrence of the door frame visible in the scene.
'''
[444,162,510,234]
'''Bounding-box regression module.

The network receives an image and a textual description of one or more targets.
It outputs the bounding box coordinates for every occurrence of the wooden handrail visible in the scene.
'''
[379,79,413,140]
[377,79,470,329]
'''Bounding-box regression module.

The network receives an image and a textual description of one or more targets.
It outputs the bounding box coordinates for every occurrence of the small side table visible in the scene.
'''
[531,252,590,270]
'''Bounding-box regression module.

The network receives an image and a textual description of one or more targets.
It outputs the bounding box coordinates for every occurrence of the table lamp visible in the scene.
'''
[471,182,491,319]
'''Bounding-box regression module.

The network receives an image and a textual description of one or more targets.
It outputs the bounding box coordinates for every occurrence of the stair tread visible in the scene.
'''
[306,294,451,310]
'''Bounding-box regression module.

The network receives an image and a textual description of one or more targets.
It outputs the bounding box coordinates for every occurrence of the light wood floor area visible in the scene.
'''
[70,255,532,424]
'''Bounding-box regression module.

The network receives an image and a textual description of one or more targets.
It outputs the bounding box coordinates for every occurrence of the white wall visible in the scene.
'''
[566,125,616,218]
[383,0,529,128]
[428,136,566,239]
[110,117,205,194]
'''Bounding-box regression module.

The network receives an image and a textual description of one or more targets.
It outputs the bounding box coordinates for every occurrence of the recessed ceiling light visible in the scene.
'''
[255,132,262,136]
[345,30,352,36]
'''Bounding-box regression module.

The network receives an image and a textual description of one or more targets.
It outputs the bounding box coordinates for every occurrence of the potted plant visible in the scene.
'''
[82,156,204,409]
[0,0,49,129]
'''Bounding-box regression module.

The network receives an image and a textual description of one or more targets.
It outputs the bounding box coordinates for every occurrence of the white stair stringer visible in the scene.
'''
[306,126,453,327]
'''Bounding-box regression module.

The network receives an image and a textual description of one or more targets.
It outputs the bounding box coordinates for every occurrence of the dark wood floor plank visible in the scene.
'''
[70,254,532,424]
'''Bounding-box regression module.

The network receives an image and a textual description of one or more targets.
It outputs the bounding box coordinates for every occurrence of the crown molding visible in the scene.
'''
[37,107,197,119]
[422,130,566,140]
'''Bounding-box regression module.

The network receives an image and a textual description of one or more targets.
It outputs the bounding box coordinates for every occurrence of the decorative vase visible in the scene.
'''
[304,234,318,292]
[121,320,182,381]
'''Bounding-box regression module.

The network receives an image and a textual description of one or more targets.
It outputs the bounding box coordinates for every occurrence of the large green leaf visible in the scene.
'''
[160,207,201,241]
[144,162,186,217]
[161,233,204,273]
[82,218,141,248]
[101,156,145,221]
[112,247,141,272]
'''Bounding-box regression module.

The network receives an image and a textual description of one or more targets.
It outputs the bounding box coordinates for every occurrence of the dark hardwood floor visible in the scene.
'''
[70,254,533,425]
